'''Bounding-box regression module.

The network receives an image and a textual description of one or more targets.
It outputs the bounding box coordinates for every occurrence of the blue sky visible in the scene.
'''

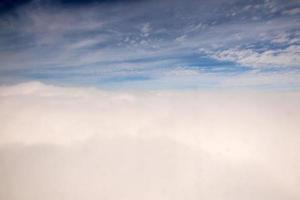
[0,0,299,89]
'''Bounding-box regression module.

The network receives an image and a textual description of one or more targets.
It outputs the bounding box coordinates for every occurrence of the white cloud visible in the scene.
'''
[0,82,299,199]
[67,36,107,50]
[159,66,201,77]
[282,8,300,15]
[271,33,291,44]
[175,35,187,43]
[141,23,152,37]
[208,45,300,68]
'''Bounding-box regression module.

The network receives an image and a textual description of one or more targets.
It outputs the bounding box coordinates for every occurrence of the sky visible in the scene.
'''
[0,0,299,89]
[0,1,300,200]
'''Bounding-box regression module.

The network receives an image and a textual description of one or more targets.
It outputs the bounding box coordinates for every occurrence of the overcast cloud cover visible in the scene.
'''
[0,82,300,200]
[0,0,300,199]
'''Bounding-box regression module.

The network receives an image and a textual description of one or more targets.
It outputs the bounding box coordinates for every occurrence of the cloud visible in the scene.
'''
[0,82,300,199]
[282,8,300,15]
[206,45,300,68]
[141,22,151,37]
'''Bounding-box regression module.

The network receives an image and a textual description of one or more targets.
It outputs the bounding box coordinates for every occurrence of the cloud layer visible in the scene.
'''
[0,82,300,199]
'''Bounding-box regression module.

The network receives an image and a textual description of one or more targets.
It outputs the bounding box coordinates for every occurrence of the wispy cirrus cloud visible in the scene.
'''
[205,45,300,68]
